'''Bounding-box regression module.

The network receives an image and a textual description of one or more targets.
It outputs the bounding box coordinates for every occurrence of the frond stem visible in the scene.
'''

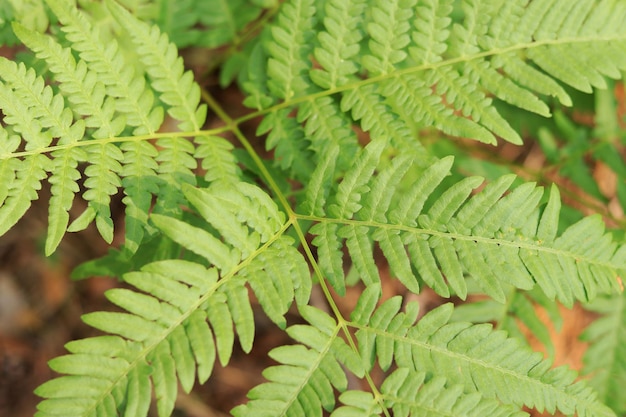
[291,217,392,417]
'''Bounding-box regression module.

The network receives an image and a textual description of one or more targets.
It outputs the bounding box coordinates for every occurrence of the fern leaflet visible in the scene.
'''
[34,182,308,417]
[310,146,625,305]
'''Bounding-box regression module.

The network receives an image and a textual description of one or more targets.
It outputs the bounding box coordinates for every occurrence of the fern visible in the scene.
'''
[1,1,626,416]
[581,291,626,415]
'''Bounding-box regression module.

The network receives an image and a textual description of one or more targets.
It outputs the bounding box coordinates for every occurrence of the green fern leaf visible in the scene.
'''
[362,0,416,75]
[34,0,166,251]
[340,83,428,155]
[0,56,87,253]
[194,0,265,48]
[4,1,625,416]
[106,0,206,218]
[151,0,200,48]
[265,0,316,100]
[10,22,126,242]
[334,369,530,417]
[259,109,316,181]
[194,135,241,184]
[241,40,275,109]
[232,305,362,417]
[34,182,306,417]
[310,0,365,89]
[297,97,359,169]
[451,285,564,359]
[331,391,383,417]
[311,155,624,304]
[302,143,339,216]
[581,291,626,415]
[12,23,125,138]
[311,222,346,294]
[328,139,386,219]
[107,0,206,133]
[255,0,626,153]
[0,156,49,235]
[356,298,615,417]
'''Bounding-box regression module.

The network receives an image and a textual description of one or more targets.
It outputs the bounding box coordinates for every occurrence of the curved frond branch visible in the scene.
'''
[34,182,307,417]
[309,156,625,303]
[353,299,615,417]
[239,0,626,150]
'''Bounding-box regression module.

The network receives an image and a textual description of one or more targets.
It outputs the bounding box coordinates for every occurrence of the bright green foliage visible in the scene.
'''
[312,151,623,304]
[232,305,364,417]
[335,368,530,417]
[35,181,309,417]
[581,291,626,415]
[352,294,615,417]
[1,1,626,417]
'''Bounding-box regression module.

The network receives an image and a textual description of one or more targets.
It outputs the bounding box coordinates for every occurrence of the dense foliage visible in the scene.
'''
[0,0,625,416]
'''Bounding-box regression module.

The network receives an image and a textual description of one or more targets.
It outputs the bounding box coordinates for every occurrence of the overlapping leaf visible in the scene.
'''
[232,306,363,417]
[0,0,242,254]
[350,290,616,417]
[310,143,625,304]
[34,182,309,417]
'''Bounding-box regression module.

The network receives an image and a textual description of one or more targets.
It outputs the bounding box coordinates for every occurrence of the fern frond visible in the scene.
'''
[265,0,316,100]
[35,182,308,417]
[3,1,624,416]
[107,0,206,133]
[195,135,241,184]
[362,0,416,75]
[409,0,453,66]
[333,368,529,417]
[241,39,275,109]
[37,0,168,252]
[521,1,626,93]
[0,72,54,233]
[297,97,359,169]
[107,0,207,216]
[339,83,428,156]
[451,287,563,359]
[245,0,626,167]
[12,23,125,138]
[9,22,125,243]
[258,108,316,181]
[310,0,365,90]
[151,0,200,48]
[311,152,625,304]
[581,290,626,415]
[232,305,363,417]
[352,295,615,417]
[119,139,160,254]
[302,142,339,217]
[0,56,85,252]
[0,0,225,252]
[45,0,164,134]
[194,0,267,48]
[0,153,49,236]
